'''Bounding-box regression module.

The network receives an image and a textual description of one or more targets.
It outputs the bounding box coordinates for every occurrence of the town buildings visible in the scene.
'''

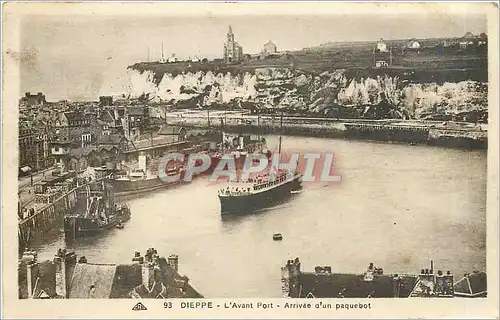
[18,92,174,174]
[223,25,243,63]
[19,92,47,110]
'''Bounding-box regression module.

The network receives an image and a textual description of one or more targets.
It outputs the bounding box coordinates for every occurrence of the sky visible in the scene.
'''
[18,11,487,101]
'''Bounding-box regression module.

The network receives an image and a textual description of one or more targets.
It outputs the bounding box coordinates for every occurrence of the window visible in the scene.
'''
[54,147,60,152]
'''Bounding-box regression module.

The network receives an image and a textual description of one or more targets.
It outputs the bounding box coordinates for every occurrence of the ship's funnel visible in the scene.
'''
[138,155,147,172]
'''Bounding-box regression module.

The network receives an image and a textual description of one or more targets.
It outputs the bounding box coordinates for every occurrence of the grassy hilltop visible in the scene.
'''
[129,37,488,84]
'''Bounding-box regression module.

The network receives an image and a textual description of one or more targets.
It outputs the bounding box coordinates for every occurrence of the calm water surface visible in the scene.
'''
[32,136,487,297]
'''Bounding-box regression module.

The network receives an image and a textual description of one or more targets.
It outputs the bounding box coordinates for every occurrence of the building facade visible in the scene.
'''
[262,41,277,57]
[223,25,243,64]
[19,122,52,172]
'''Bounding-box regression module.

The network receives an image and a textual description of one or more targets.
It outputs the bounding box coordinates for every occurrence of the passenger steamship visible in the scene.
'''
[218,168,303,215]
[218,132,303,215]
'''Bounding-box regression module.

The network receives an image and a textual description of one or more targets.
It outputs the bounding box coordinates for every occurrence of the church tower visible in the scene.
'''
[223,25,243,64]
[227,25,234,44]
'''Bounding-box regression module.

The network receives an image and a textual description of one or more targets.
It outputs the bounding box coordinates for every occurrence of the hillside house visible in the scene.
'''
[375,60,389,68]
[407,39,421,49]
[376,38,388,52]
[262,41,278,57]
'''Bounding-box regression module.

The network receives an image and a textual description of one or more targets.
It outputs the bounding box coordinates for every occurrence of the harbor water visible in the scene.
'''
[30,136,487,297]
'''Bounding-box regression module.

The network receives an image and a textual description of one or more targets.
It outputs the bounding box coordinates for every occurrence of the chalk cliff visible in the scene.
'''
[124,67,488,121]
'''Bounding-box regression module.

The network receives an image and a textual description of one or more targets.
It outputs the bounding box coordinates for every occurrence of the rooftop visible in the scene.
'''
[98,134,125,145]
[298,272,418,298]
[18,248,203,299]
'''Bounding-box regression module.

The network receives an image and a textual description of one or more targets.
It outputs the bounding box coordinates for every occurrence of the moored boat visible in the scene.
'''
[64,179,131,239]
[203,132,271,175]
[111,153,189,197]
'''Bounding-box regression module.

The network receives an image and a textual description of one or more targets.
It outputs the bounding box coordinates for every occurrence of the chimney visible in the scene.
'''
[392,274,401,297]
[291,258,301,277]
[26,259,40,299]
[54,249,77,298]
[168,254,179,272]
[142,262,155,290]
[181,276,189,294]
[281,261,292,297]
[286,258,301,297]
[132,251,144,264]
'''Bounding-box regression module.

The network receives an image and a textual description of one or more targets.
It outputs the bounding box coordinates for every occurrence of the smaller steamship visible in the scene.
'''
[64,179,131,239]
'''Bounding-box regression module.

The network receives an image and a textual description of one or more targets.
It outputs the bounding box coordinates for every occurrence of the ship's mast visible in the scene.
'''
[278,111,283,155]
[257,108,260,143]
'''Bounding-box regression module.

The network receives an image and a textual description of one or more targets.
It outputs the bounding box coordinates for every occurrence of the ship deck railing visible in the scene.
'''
[218,172,299,197]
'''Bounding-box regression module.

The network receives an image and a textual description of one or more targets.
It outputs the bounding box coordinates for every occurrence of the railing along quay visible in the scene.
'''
[18,176,106,247]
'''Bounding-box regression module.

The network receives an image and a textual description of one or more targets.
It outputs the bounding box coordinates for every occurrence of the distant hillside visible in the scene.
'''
[129,36,487,84]
[125,37,488,122]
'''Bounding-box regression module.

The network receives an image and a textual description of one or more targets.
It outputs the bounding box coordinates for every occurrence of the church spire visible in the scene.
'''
[228,25,233,35]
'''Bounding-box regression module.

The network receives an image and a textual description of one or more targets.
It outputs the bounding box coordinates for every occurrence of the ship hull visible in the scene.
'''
[112,177,182,197]
[64,207,131,238]
[111,171,204,197]
[219,175,302,215]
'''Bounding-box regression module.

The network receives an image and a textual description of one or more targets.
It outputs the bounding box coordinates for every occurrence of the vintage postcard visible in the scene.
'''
[2,1,499,319]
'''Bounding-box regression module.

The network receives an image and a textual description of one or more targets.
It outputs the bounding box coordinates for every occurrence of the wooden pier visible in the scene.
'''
[18,177,106,252]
